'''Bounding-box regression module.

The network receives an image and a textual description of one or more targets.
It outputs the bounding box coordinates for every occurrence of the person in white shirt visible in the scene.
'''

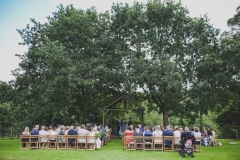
[78,124,89,143]
[39,126,49,143]
[173,126,181,144]
[39,126,45,134]
[193,127,201,144]
[48,125,57,144]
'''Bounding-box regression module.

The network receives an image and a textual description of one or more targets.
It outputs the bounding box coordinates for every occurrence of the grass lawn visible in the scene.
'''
[0,138,239,160]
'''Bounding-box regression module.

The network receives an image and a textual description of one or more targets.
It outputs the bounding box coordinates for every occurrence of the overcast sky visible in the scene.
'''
[0,0,239,82]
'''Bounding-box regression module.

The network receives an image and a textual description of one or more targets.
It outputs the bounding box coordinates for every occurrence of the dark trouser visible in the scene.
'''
[117,126,120,136]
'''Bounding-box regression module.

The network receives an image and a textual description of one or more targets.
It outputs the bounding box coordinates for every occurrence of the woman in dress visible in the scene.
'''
[89,127,101,149]
[124,126,134,144]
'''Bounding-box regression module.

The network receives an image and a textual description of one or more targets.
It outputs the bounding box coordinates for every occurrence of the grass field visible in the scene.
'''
[0,138,239,160]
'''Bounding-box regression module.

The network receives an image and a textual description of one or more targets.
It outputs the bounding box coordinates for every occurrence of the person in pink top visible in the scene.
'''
[124,126,134,143]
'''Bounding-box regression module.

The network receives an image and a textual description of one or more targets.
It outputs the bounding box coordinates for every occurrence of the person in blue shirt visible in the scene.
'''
[163,125,173,147]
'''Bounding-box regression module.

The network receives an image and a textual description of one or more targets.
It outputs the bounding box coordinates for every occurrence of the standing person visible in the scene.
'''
[128,118,132,126]
[121,118,127,133]
[116,117,121,136]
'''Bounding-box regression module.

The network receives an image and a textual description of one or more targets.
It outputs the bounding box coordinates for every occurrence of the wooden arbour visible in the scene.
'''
[102,95,144,126]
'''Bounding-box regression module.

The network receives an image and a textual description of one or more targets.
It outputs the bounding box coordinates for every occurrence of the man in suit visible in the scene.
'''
[116,117,121,136]
[163,126,173,147]
[128,118,132,126]
[68,126,77,146]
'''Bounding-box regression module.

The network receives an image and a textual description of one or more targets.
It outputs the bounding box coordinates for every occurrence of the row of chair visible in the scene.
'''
[123,136,202,152]
[20,134,107,150]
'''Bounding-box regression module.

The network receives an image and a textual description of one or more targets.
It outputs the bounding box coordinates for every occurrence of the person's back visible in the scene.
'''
[68,126,77,145]
[173,126,181,144]
[163,126,173,146]
[39,127,48,142]
[143,127,152,143]
[133,125,143,143]
[153,125,162,144]
[30,125,39,142]
[78,128,89,136]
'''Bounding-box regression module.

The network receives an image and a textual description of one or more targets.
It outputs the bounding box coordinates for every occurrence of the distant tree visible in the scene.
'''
[0,81,14,136]
[13,5,124,125]
[110,0,220,126]
[216,6,240,135]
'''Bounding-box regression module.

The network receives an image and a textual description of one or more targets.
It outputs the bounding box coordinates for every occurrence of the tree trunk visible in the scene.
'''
[80,108,85,125]
[163,107,169,127]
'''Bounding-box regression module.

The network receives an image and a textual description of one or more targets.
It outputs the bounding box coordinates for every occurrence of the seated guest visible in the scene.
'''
[77,124,89,143]
[89,127,101,149]
[173,126,181,144]
[210,128,216,136]
[153,125,163,144]
[133,125,143,143]
[68,126,77,146]
[39,126,48,143]
[99,125,107,144]
[22,127,30,147]
[138,124,144,132]
[125,126,134,143]
[163,125,173,147]
[30,125,39,143]
[143,126,153,142]
[58,126,65,143]
[151,127,155,132]
[22,127,30,135]
[193,127,201,144]
[55,124,61,134]
[64,126,70,135]
[30,125,39,135]
[48,125,57,145]
[39,126,45,134]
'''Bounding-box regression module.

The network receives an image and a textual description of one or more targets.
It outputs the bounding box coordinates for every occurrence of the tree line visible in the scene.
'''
[0,0,239,134]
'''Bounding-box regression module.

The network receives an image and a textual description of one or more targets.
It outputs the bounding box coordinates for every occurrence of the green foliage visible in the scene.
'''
[13,5,123,126]
[216,5,240,132]
[0,81,15,131]
[11,1,240,130]
[0,103,14,128]
[217,100,240,131]
[110,0,220,126]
